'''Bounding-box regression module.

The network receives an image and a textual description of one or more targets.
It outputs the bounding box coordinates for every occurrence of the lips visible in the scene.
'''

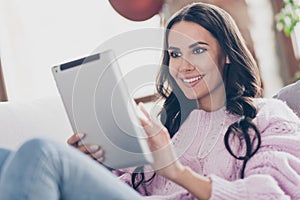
[182,74,205,83]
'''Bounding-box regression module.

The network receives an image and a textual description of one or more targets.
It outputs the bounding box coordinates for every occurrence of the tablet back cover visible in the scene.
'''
[52,50,153,169]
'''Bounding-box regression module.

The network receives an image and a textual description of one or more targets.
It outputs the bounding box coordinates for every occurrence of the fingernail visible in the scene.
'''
[77,133,85,139]
[89,145,99,152]
[97,157,104,163]
[94,149,104,158]
[138,102,145,109]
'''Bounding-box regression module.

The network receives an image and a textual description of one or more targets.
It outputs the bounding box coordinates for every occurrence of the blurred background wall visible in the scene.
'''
[0,0,299,102]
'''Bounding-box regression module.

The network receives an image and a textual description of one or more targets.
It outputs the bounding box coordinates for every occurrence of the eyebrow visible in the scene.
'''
[189,41,209,48]
[168,46,180,51]
[168,41,209,50]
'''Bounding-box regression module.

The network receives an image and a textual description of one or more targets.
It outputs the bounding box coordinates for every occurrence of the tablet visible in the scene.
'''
[52,49,153,169]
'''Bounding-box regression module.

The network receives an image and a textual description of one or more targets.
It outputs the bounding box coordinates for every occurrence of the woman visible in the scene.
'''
[1,2,299,199]
[68,2,300,199]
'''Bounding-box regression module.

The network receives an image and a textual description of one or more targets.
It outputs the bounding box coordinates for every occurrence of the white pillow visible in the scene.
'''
[273,80,300,118]
[0,95,73,149]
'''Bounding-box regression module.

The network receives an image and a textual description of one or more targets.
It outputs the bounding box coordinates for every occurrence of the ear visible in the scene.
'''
[225,56,231,64]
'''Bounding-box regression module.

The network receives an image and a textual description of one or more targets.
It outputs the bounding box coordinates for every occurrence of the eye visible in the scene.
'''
[169,50,182,58]
[193,47,206,54]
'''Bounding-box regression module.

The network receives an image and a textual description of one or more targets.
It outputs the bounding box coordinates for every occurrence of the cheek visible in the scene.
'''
[169,68,178,83]
[190,54,216,71]
[168,60,179,76]
[194,62,217,74]
[169,58,180,68]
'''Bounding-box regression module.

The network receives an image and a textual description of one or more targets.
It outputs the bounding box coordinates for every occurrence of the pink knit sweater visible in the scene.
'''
[118,98,300,199]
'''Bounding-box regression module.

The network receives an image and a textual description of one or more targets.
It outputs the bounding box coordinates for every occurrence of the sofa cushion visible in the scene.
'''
[0,95,73,149]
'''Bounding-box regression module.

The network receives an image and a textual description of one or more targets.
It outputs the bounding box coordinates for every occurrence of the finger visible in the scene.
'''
[143,117,167,137]
[77,145,90,153]
[96,157,104,163]
[138,103,164,128]
[138,102,151,120]
[67,133,85,146]
[91,149,105,160]
[140,117,151,127]
[89,153,104,164]
[89,152,105,164]
[77,144,99,154]
[135,103,150,125]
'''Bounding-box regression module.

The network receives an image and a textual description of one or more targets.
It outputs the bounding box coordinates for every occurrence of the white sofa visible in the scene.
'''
[1,87,298,150]
[0,95,73,149]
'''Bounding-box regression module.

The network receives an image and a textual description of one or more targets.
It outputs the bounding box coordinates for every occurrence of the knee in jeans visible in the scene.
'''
[17,138,59,160]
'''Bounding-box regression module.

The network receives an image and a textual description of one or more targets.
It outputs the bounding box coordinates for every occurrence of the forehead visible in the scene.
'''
[168,21,216,46]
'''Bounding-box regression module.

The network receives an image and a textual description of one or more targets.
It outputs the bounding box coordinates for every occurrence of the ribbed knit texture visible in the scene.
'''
[118,98,300,199]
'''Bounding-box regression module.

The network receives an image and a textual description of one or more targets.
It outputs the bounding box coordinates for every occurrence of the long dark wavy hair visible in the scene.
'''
[132,2,263,191]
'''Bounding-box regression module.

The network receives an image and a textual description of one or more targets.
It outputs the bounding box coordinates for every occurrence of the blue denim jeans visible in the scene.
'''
[0,138,143,200]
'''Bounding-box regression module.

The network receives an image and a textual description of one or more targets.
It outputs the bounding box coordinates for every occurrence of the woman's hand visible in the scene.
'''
[138,103,184,180]
[138,103,212,199]
[67,133,105,164]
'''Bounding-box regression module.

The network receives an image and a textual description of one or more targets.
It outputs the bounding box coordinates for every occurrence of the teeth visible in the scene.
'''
[183,75,205,83]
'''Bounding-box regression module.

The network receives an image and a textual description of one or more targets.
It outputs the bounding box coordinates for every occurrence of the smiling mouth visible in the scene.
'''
[182,74,206,83]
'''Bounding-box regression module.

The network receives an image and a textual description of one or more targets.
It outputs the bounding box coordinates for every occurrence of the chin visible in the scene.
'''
[183,89,209,101]
[182,91,199,100]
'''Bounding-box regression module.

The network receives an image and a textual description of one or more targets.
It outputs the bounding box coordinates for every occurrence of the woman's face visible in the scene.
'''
[167,21,228,111]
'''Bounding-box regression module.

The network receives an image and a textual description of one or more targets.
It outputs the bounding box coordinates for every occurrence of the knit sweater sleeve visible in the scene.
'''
[210,99,300,200]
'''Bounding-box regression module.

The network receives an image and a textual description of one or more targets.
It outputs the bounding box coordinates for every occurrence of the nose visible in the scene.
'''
[179,57,195,72]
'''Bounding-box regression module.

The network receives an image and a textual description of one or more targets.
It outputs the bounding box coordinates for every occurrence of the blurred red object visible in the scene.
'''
[109,0,164,21]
